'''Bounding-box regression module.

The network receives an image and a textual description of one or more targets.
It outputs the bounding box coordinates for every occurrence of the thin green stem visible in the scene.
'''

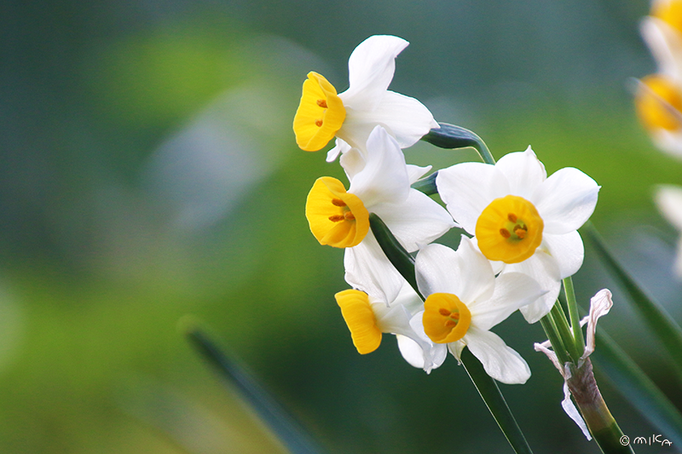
[563,277,586,356]
[540,313,571,366]
[550,302,583,364]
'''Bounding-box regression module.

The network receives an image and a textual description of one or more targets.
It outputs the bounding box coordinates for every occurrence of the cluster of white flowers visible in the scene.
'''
[294,35,600,384]
[637,1,682,278]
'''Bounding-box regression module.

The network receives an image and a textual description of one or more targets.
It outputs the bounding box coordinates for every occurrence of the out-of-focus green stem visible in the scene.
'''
[563,277,586,357]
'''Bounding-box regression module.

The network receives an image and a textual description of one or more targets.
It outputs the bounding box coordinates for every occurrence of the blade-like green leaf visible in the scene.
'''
[592,329,682,446]
[185,325,326,454]
[584,223,682,381]
[421,123,495,164]
[370,212,532,454]
[460,348,534,454]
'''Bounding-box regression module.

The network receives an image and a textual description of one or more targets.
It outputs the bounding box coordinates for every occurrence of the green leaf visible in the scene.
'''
[370,213,533,454]
[421,123,495,164]
[185,324,327,454]
[592,329,682,446]
[584,222,682,381]
[460,348,534,454]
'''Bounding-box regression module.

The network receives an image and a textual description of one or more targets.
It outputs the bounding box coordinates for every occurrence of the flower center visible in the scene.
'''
[636,75,682,132]
[335,289,382,354]
[293,72,346,152]
[305,176,370,248]
[652,0,682,35]
[422,293,472,344]
[475,195,543,264]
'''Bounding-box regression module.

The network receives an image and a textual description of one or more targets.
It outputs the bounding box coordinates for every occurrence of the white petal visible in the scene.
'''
[344,234,404,304]
[327,138,352,163]
[542,231,585,279]
[406,164,432,184]
[342,35,408,110]
[396,334,427,369]
[655,184,682,230]
[415,243,462,296]
[362,91,438,148]
[348,126,410,207]
[532,167,600,235]
[464,327,531,384]
[495,146,547,199]
[401,312,449,373]
[469,272,545,332]
[436,163,510,234]
[453,236,496,304]
[339,146,366,181]
[373,189,455,252]
[505,252,561,323]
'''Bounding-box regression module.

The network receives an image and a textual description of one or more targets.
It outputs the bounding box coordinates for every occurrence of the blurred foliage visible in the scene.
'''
[1,0,682,453]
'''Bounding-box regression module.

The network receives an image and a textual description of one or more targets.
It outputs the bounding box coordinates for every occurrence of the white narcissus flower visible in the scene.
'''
[412,237,545,384]
[335,280,446,374]
[292,35,438,159]
[655,184,682,277]
[436,146,600,323]
[636,1,682,157]
[305,125,455,303]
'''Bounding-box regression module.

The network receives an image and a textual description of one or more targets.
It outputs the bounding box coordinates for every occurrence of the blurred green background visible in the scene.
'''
[2,0,682,452]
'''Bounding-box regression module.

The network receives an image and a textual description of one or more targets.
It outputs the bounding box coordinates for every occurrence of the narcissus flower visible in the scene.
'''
[306,125,455,303]
[412,237,544,384]
[293,35,437,160]
[335,281,446,373]
[436,146,600,323]
[654,184,682,277]
[636,1,682,157]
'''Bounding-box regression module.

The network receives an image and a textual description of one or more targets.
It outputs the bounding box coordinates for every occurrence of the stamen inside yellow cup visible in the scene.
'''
[476,195,543,264]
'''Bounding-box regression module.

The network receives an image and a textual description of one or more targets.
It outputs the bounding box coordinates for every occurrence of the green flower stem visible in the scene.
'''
[550,302,583,364]
[563,277,586,357]
[421,123,496,164]
[540,313,572,367]
[565,359,635,454]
